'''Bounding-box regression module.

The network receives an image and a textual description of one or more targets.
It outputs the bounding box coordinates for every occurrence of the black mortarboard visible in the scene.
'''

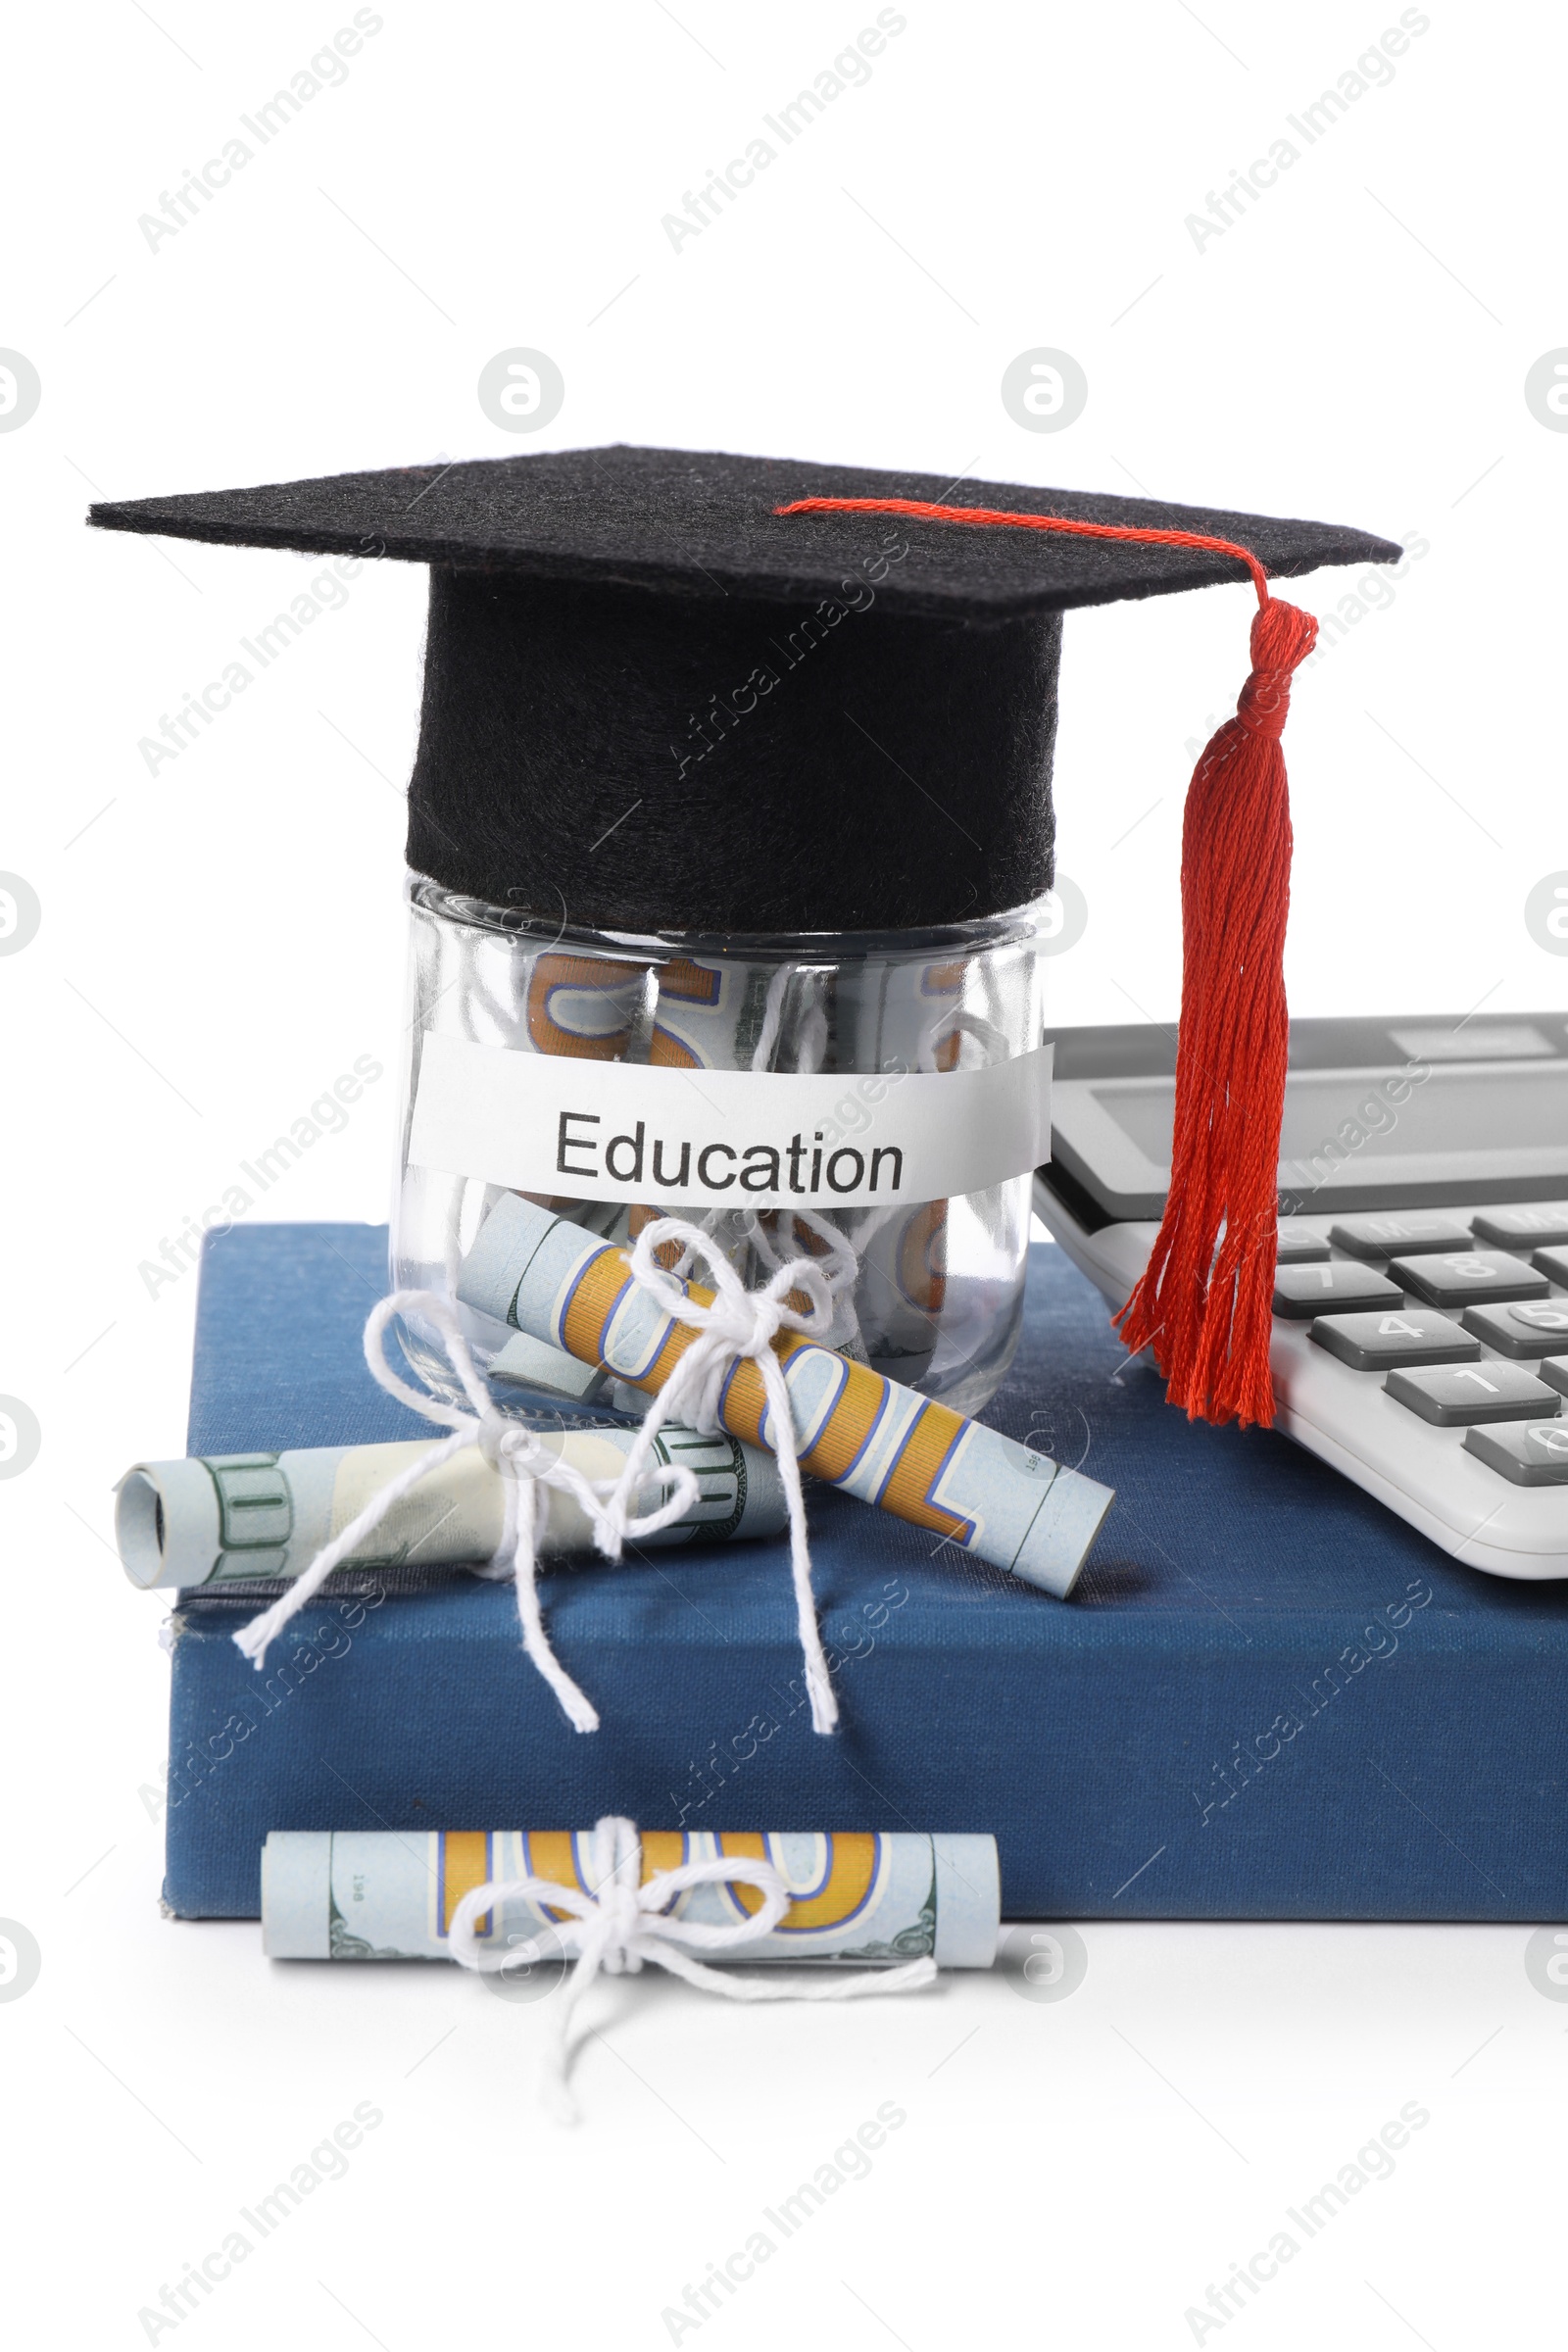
[88,445,1399,1432]
[88,444,1396,937]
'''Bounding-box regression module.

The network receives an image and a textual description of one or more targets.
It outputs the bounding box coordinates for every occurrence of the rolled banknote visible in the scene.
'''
[518,947,814,1080]
[488,1318,617,1404]
[841,956,965,1384]
[644,954,783,1074]
[116,1425,786,1592]
[505,950,812,1325]
[412,950,893,1391]
[263,1826,1000,1967]
[412,949,778,1396]
[457,1193,1113,1596]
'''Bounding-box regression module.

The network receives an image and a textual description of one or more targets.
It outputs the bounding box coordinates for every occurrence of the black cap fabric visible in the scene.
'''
[89,445,1399,933]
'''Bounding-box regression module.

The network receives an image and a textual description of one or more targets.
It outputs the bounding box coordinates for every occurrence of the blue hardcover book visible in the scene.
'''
[166,1223,1568,1922]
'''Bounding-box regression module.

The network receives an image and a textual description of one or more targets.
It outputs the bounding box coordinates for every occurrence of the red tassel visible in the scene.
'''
[1115,595,1316,1425]
[774,495,1320,1428]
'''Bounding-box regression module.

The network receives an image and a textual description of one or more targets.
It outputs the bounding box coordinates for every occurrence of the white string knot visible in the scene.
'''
[229,1290,702,1733]
[448,1816,939,2122]
[596,1217,841,1735]
[743,1199,894,1365]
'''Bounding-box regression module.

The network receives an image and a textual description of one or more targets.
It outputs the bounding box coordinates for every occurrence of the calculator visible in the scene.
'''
[1033,1011,1568,1581]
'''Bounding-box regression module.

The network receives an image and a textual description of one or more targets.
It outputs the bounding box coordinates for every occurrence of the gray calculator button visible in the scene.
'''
[1394,1250,1548,1308]
[1273,1262,1402,1320]
[1471,1205,1568,1249]
[1540,1357,1568,1399]
[1509,1299,1568,1338]
[1462,1420,1568,1485]
[1276,1224,1331,1265]
[1310,1308,1478,1371]
[1532,1246,1568,1286]
[1460,1303,1568,1358]
[1329,1214,1474,1259]
[1384,1361,1562,1426]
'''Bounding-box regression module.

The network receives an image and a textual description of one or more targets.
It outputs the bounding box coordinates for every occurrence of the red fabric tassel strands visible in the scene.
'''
[775,496,1320,1429]
[1117,591,1315,1426]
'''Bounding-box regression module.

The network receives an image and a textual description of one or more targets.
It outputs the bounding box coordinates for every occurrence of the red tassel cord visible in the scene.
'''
[775,496,1319,1428]
[1120,593,1316,1425]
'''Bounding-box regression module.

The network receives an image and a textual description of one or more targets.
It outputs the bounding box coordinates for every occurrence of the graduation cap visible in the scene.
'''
[89,443,1399,1431]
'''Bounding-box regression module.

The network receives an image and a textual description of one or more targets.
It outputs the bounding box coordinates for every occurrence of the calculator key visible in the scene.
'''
[1393,1250,1548,1308]
[1384,1361,1563,1427]
[1460,1302,1568,1358]
[1532,1246,1568,1286]
[1540,1357,1568,1399]
[1329,1213,1474,1260]
[1310,1308,1479,1371]
[1275,1223,1331,1265]
[1463,1420,1568,1485]
[1272,1262,1403,1319]
[1471,1205,1568,1249]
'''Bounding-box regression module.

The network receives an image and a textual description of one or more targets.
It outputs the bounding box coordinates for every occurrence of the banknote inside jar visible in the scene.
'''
[392,878,1051,1423]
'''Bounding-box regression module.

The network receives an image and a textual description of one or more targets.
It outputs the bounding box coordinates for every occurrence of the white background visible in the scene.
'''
[4,1,1568,2344]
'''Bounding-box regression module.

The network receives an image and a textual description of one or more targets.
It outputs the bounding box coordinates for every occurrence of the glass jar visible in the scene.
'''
[393,876,1051,1423]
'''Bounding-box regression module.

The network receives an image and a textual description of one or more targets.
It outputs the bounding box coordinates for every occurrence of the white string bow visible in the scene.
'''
[742,1198,896,1366]
[230,1289,701,1733]
[448,1815,938,2122]
[595,1216,842,1735]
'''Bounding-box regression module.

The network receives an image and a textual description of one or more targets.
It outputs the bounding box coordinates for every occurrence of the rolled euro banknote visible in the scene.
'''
[457,1194,1112,1596]
[116,1425,786,1592]
[263,1826,999,1967]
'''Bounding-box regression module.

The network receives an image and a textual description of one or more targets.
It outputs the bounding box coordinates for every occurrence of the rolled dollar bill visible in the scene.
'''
[444,960,875,1385]
[263,1826,999,1967]
[488,1322,617,1404]
[841,956,965,1384]
[116,1425,786,1592]
[644,954,781,1073]
[457,1194,1113,1596]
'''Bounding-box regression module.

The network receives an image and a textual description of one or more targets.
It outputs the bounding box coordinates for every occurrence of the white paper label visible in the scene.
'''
[408,1032,1053,1208]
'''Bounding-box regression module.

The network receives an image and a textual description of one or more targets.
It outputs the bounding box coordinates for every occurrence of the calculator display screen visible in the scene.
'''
[1051,1058,1568,1222]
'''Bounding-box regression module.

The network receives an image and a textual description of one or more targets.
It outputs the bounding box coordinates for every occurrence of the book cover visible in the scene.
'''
[164,1223,1568,1922]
